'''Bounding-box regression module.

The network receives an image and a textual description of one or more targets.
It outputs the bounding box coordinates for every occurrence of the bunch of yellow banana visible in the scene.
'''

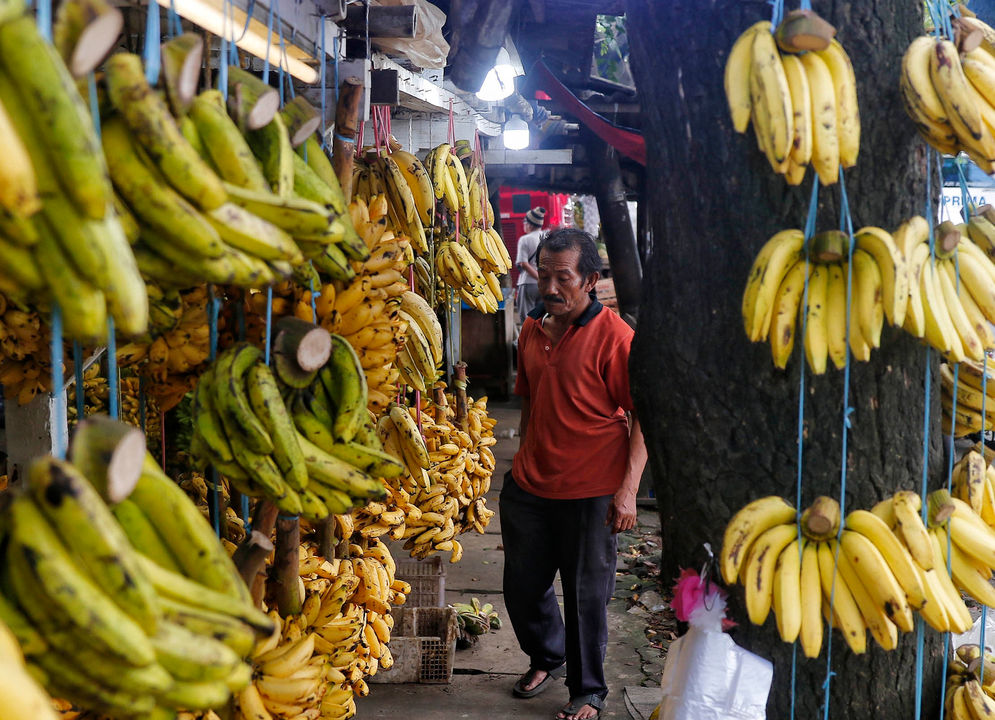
[949,448,995,526]
[352,149,431,254]
[898,216,995,363]
[0,442,273,718]
[942,357,995,435]
[0,617,58,720]
[237,536,408,720]
[719,489,991,658]
[424,143,471,229]
[900,19,995,171]
[174,471,247,547]
[742,224,907,373]
[394,290,444,393]
[191,341,390,519]
[67,370,163,445]
[0,296,50,404]
[0,14,147,341]
[947,643,995,717]
[436,240,501,313]
[724,16,859,185]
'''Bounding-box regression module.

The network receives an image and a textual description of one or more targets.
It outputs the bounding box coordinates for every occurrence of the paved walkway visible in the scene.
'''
[361,403,668,720]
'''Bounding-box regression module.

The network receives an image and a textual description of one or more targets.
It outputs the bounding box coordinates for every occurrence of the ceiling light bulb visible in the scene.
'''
[503,114,530,150]
[476,48,517,101]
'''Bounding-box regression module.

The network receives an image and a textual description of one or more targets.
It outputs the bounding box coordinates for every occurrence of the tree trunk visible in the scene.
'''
[626,1,944,717]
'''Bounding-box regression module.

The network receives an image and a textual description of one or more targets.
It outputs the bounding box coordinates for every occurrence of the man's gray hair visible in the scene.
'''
[537,228,602,277]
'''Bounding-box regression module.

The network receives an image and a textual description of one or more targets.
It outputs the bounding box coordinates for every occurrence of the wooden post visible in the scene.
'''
[332,77,363,201]
[233,530,275,589]
[274,515,302,616]
[317,516,336,559]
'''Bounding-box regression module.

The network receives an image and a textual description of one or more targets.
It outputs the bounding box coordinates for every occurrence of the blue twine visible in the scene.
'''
[822,167,858,720]
[207,285,221,537]
[334,132,354,144]
[236,300,246,342]
[334,34,340,104]
[982,355,990,683]
[144,3,161,85]
[264,286,273,365]
[320,17,327,151]
[36,0,51,41]
[87,74,102,139]
[278,18,288,106]
[768,0,784,30]
[50,304,66,459]
[309,272,319,324]
[800,0,811,10]
[789,180,819,720]
[168,0,182,38]
[219,0,232,97]
[73,342,84,420]
[107,317,118,419]
[262,0,275,84]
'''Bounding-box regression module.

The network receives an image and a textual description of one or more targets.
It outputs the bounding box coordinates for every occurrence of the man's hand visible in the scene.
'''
[607,487,637,534]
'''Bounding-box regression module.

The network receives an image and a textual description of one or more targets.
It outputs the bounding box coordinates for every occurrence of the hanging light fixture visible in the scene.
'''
[503,114,530,150]
[476,47,516,102]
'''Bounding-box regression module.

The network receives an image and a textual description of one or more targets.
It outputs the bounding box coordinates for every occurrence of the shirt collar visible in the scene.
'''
[527,296,603,326]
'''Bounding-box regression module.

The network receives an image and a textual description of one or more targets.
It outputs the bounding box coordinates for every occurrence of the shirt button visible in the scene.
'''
[545,345,550,351]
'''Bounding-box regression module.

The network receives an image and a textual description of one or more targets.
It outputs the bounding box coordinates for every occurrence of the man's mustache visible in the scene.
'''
[543,296,564,304]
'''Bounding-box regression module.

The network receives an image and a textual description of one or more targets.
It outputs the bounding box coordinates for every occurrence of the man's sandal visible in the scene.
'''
[554,694,605,720]
[511,664,566,698]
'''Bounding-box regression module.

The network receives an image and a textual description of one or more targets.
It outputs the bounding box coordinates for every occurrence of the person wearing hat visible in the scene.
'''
[515,206,547,324]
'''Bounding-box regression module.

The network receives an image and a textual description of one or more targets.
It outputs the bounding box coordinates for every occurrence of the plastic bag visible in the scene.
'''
[371,0,450,69]
[657,567,772,720]
[954,608,995,652]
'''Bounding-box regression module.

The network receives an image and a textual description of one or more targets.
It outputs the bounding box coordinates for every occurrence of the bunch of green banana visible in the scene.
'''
[0,617,59,720]
[900,20,995,171]
[436,240,501,313]
[724,14,858,185]
[0,15,147,341]
[453,598,501,648]
[0,447,272,717]
[742,224,906,373]
[946,643,995,717]
[719,489,991,659]
[190,341,389,520]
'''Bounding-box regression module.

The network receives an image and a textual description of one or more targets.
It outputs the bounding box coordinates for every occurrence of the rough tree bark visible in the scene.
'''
[626,0,945,717]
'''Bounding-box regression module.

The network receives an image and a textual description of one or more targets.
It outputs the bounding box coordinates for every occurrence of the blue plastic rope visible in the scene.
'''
[73,342,84,420]
[264,286,274,365]
[822,167,858,720]
[334,34,340,104]
[219,0,232,97]
[320,17,327,151]
[144,3,161,85]
[207,286,221,537]
[278,19,288,106]
[262,0,275,84]
[36,0,51,41]
[309,272,319,324]
[981,355,990,684]
[87,73,102,139]
[50,304,66,459]
[769,0,784,30]
[168,0,182,38]
[790,179,820,720]
[107,317,119,419]
[800,0,811,10]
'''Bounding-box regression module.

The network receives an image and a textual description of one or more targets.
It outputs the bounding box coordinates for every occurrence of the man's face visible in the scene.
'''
[537,248,598,317]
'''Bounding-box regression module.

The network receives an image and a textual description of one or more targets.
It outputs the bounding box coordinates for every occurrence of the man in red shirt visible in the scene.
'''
[502,228,647,720]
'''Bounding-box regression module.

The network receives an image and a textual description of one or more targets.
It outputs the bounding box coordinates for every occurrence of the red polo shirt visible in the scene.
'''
[513,300,635,499]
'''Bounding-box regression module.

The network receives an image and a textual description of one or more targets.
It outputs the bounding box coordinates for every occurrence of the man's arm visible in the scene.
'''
[607,414,647,533]
[518,260,539,280]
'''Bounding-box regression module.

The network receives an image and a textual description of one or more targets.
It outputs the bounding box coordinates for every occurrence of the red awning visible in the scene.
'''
[533,60,646,166]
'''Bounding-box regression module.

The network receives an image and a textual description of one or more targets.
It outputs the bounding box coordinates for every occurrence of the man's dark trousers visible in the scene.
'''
[500,475,617,701]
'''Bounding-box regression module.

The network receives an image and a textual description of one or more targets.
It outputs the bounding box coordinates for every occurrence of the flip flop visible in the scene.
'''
[511,664,566,698]
[554,693,605,720]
